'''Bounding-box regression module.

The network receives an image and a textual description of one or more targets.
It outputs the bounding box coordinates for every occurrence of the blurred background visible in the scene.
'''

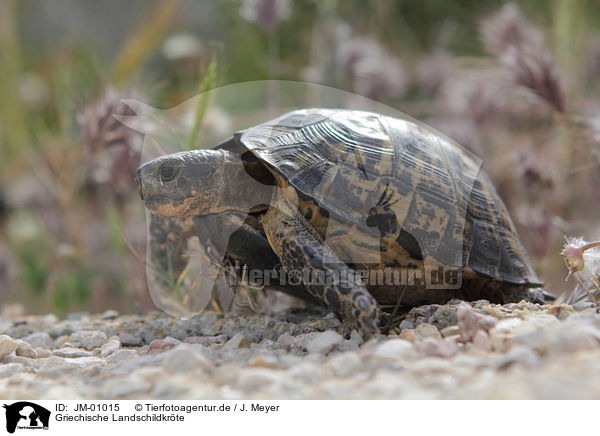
[1,0,599,316]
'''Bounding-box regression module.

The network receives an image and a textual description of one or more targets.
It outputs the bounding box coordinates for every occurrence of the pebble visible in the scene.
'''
[430,305,459,329]
[0,335,18,359]
[286,361,322,383]
[3,354,40,369]
[15,339,38,358]
[441,325,460,338]
[457,302,497,340]
[0,303,600,399]
[237,368,284,391]
[472,330,492,351]
[100,310,119,320]
[0,363,24,377]
[306,330,343,355]
[277,332,295,347]
[163,345,212,373]
[324,352,362,378]
[496,345,541,369]
[338,330,363,351]
[248,354,280,368]
[373,338,414,358]
[398,329,417,343]
[185,335,227,345]
[105,349,138,364]
[223,333,252,349]
[119,332,142,347]
[69,330,107,350]
[101,375,150,398]
[421,338,458,358]
[148,337,181,352]
[22,331,54,349]
[35,348,52,358]
[38,356,105,373]
[415,323,442,340]
[489,317,524,352]
[100,338,121,357]
[53,347,93,358]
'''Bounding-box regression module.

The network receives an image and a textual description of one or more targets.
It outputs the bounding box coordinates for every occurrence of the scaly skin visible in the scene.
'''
[262,188,381,338]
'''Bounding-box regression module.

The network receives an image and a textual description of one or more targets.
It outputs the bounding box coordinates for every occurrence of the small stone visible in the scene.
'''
[42,313,59,326]
[349,330,363,345]
[0,335,18,359]
[185,335,227,345]
[489,318,524,352]
[548,304,574,320]
[119,332,142,347]
[440,325,460,338]
[339,330,363,351]
[398,329,417,343]
[2,355,40,369]
[163,344,212,373]
[223,333,252,349]
[324,352,362,378]
[22,331,54,349]
[472,330,492,351]
[286,361,322,383]
[151,379,187,398]
[54,335,70,348]
[497,345,541,369]
[398,319,415,330]
[15,339,37,358]
[69,330,107,350]
[306,330,344,355]
[53,347,93,358]
[290,332,318,351]
[106,349,138,363]
[100,309,119,320]
[0,363,23,377]
[457,302,497,340]
[34,348,52,358]
[429,305,459,329]
[102,376,150,398]
[39,356,104,372]
[69,356,106,369]
[373,338,414,358]
[256,339,276,348]
[248,353,280,368]
[512,319,599,356]
[100,338,121,357]
[444,334,461,346]
[415,323,442,340]
[420,338,458,358]
[237,368,283,391]
[277,332,295,347]
[148,337,181,353]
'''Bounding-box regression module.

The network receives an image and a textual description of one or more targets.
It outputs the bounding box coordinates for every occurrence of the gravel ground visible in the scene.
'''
[1,300,599,399]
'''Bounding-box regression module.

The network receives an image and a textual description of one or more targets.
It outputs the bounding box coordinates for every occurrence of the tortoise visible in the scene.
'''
[135,108,552,338]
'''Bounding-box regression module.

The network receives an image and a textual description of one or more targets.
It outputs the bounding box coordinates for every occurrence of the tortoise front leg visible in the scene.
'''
[262,192,381,339]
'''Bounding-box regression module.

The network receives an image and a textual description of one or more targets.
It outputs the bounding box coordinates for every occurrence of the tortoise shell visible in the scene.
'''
[225,108,540,287]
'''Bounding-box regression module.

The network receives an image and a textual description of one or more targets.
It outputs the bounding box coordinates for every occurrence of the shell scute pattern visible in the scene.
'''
[239,108,540,285]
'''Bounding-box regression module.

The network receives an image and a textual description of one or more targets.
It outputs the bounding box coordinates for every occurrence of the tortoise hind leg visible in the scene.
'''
[262,190,381,339]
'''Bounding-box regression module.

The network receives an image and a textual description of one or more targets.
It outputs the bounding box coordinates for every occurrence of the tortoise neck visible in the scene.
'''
[218,151,274,213]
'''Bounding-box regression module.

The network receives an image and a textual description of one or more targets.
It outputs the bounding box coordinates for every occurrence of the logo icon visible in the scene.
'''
[3,402,50,433]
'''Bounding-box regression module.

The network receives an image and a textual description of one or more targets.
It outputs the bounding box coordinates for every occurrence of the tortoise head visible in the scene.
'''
[136,149,226,217]
[136,149,274,217]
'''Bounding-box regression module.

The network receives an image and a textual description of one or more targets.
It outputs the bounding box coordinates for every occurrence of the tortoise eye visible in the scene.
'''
[159,164,179,183]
